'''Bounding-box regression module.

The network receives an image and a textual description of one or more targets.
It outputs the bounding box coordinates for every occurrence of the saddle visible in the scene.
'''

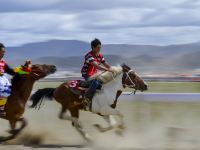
[66,80,102,96]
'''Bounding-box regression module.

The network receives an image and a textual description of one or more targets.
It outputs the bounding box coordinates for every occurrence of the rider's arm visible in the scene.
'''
[102,62,111,69]
[5,64,16,76]
[98,54,112,72]
[90,61,110,72]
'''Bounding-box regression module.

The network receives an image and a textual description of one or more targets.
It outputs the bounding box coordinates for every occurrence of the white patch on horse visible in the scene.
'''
[90,66,123,115]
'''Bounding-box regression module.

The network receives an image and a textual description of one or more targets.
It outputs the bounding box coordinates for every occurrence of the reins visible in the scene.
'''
[122,69,137,94]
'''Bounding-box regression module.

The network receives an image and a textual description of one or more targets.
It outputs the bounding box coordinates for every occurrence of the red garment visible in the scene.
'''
[21,66,32,72]
[68,80,80,89]
[81,51,105,77]
[0,60,6,74]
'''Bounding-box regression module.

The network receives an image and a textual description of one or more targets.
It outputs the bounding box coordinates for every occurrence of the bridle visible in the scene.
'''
[30,67,47,79]
[122,69,138,94]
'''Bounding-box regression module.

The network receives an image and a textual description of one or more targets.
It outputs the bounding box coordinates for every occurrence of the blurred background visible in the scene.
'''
[1,0,200,149]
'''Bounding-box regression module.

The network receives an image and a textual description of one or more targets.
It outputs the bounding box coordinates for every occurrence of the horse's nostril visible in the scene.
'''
[144,84,148,90]
[51,66,57,73]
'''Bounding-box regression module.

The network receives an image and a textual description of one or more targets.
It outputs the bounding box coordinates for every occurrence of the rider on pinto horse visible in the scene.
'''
[81,38,114,110]
[0,42,32,116]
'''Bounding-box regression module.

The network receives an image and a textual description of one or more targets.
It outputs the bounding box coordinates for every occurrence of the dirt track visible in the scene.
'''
[1,100,200,150]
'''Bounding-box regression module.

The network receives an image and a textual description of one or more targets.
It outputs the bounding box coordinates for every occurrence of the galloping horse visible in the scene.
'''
[30,64,147,142]
[0,63,56,142]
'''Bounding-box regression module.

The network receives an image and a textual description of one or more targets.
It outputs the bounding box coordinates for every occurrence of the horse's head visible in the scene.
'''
[30,64,57,80]
[11,62,56,96]
[121,63,148,92]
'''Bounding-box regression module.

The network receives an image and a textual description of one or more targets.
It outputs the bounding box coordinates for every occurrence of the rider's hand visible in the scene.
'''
[106,68,115,73]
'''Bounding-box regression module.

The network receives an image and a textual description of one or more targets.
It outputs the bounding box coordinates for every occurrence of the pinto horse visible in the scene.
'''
[0,63,56,142]
[29,64,147,142]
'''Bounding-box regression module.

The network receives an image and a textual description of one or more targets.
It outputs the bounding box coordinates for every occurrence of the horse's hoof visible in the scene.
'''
[0,135,14,143]
[93,124,101,128]
[93,124,104,132]
[0,136,6,143]
[110,104,116,108]
[115,129,124,136]
[7,129,19,135]
[84,133,93,143]
[118,124,126,130]
[93,124,110,132]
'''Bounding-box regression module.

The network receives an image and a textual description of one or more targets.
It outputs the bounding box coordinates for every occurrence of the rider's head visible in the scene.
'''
[91,38,101,54]
[24,60,32,68]
[0,43,5,60]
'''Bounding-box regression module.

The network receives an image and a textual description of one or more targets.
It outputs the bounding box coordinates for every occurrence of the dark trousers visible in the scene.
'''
[82,74,102,100]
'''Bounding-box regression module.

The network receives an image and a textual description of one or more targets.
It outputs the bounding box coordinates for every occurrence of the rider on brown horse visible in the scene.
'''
[81,38,114,110]
[0,43,17,116]
[0,43,32,116]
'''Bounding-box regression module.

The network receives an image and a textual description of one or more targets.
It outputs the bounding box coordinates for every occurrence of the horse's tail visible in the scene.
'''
[29,88,55,109]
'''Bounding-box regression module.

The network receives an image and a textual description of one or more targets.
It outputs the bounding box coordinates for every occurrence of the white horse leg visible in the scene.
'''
[71,117,92,142]
[117,113,125,129]
[114,113,125,136]
[94,115,117,132]
[100,106,126,131]
[59,111,92,142]
[59,112,74,121]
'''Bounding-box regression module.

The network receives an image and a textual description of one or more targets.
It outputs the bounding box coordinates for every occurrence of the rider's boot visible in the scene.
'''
[82,79,102,111]
[83,91,95,111]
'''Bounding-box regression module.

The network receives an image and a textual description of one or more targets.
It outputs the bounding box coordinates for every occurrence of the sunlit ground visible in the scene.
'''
[0,81,200,149]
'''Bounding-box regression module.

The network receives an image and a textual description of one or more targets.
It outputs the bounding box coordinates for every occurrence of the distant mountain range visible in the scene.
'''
[5,39,200,74]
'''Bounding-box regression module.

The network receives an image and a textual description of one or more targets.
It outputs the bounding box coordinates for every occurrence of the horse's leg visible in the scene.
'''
[58,104,78,126]
[110,90,122,108]
[0,118,16,142]
[9,119,16,132]
[0,118,27,142]
[58,104,76,123]
[94,115,117,132]
[69,107,92,142]
[17,117,27,133]
[100,106,125,130]
[58,105,67,119]
[8,117,27,135]
[95,90,122,132]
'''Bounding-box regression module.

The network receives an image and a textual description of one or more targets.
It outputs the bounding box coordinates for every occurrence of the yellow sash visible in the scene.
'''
[0,98,7,106]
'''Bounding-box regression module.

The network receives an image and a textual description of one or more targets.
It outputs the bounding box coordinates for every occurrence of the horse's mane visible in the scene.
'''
[11,74,21,87]
[90,65,123,84]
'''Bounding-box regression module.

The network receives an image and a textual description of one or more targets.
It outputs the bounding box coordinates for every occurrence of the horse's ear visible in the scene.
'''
[121,63,129,69]
[121,63,131,71]
[121,63,126,68]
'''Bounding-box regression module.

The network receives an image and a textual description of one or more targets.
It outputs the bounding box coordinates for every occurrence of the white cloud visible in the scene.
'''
[16,0,61,6]
[0,0,200,46]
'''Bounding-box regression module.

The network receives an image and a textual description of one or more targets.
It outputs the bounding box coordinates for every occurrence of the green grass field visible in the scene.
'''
[34,81,200,93]
[146,81,200,93]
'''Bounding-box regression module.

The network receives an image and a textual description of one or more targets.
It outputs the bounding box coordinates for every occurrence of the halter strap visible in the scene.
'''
[127,69,133,75]
[123,69,136,88]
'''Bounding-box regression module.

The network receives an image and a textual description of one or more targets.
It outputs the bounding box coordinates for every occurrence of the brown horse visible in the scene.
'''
[0,63,56,142]
[30,64,147,141]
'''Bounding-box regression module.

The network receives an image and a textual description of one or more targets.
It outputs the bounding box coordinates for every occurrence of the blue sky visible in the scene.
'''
[1,0,200,46]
